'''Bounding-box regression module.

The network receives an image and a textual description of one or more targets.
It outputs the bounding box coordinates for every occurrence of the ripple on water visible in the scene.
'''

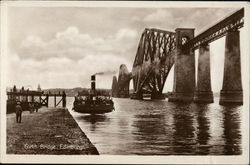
[67,97,242,155]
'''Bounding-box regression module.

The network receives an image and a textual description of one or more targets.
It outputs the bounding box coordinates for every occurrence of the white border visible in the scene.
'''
[1,1,249,164]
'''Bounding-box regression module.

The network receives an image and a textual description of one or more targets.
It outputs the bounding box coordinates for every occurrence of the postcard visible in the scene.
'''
[0,1,249,164]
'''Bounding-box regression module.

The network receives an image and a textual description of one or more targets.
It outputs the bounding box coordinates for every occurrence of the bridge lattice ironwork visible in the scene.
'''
[129,8,244,99]
[183,8,244,50]
[132,28,176,97]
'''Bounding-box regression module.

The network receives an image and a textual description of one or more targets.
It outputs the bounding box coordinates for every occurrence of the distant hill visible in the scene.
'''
[42,88,112,97]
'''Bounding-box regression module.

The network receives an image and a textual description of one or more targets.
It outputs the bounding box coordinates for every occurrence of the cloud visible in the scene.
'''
[7,53,131,89]
[131,16,140,22]
[144,9,174,23]
[7,26,134,88]
[21,35,45,48]
[142,8,236,34]
[78,54,131,88]
[7,8,240,90]
[185,8,237,34]
[116,28,137,40]
[56,26,79,38]
[18,26,138,62]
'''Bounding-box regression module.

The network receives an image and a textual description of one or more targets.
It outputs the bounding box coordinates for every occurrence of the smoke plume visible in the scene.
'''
[94,71,117,76]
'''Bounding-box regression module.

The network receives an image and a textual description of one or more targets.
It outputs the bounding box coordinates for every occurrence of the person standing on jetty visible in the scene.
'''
[15,102,22,123]
[29,103,34,113]
[62,91,66,108]
[34,101,39,112]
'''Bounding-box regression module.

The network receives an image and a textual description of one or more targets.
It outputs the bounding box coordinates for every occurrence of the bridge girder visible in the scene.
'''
[129,8,244,103]
[184,8,244,50]
[132,28,176,98]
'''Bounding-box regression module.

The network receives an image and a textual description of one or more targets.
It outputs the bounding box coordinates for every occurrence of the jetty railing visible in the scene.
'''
[6,87,66,113]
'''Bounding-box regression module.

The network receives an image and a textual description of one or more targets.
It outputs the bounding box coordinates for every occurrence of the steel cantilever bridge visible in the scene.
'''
[111,8,244,105]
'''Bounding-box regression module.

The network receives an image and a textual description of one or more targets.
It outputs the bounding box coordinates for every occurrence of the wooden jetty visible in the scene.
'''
[7,107,99,154]
[6,85,66,113]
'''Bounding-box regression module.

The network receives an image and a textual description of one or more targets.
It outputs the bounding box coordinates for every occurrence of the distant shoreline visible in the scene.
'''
[42,88,221,98]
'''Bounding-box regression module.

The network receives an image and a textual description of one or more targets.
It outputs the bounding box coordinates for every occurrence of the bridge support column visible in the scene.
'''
[111,76,118,97]
[130,92,143,100]
[220,30,243,105]
[168,28,195,102]
[116,64,131,98]
[194,44,214,103]
[151,92,165,100]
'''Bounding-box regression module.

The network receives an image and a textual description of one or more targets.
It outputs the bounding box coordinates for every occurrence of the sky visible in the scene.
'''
[4,6,247,92]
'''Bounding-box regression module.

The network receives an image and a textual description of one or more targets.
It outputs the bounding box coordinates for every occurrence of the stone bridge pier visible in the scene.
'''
[219,30,243,105]
[111,64,131,98]
[194,44,214,103]
[168,28,196,102]
[169,28,243,104]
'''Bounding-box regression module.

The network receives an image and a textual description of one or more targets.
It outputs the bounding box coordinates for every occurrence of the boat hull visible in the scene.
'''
[73,104,114,114]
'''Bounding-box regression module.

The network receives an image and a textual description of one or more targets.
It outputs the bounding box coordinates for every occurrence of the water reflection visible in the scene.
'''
[76,114,110,131]
[68,97,242,155]
[79,114,108,124]
[172,103,196,155]
[196,103,211,155]
[222,105,242,155]
[131,100,171,155]
[132,113,169,155]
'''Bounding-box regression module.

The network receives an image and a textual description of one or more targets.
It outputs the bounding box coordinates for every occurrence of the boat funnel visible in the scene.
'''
[91,75,96,95]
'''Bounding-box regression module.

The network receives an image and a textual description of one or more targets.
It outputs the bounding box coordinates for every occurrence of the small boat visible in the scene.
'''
[73,95,114,114]
[72,75,115,114]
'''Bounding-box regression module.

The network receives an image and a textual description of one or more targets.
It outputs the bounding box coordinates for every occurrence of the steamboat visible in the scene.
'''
[72,75,115,114]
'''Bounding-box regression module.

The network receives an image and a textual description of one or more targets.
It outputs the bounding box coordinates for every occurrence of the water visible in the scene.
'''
[67,97,242,155]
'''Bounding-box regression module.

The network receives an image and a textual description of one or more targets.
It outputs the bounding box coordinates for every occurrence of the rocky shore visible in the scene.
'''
[7,107,99,155]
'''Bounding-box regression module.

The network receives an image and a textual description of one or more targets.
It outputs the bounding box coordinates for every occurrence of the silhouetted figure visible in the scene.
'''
[13,85,17,92]
[72,96,78,111]
[29,103,34,113]
[15,102,22,123]
[37,84,41,91]
[34,101,39,112]
[46,93,49,107]
[62,91,66,108]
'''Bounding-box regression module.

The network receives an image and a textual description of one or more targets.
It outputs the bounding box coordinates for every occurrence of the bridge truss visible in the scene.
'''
[183,8,244,50]
[129,8,244,100]
[132,28,176,99]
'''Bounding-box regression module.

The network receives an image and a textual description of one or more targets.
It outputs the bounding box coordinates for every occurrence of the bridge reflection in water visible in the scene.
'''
[69,97,242,155]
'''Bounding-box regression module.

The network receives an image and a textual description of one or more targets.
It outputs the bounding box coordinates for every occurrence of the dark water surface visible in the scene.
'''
[67,97,242,155]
